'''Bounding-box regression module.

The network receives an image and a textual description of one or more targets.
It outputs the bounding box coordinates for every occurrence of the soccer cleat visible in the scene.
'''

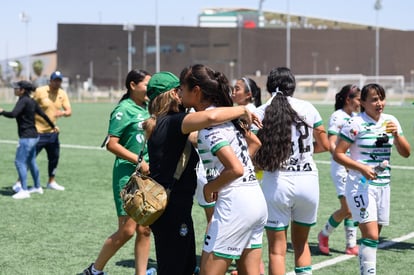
[12,181,22,193]
[230,271,238,275]
[318,231,330,255]
[28,187,44,194]
[47,181,65,191]
[83,263,105,275]
[345,245,359,256]
[12,190,30,199]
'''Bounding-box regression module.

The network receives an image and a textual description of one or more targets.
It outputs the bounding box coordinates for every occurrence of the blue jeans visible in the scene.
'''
[15,137,40,190]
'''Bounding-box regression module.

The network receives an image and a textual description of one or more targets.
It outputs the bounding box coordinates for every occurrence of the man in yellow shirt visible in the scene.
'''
[13,71,72,192]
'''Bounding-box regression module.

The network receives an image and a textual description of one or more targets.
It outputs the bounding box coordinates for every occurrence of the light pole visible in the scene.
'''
[123,23,135,72]
[312,52,319,75]
[229,61,235,84]
[374,0,382,79]
[116,57,122,91]
[19,12,30,80]
[155,0,160,72]
[237,14,242,77]
[258,0,265,28]
[286,0,291,68]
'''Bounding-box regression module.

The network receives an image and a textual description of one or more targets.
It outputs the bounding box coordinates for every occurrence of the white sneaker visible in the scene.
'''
[12,190,30,199]
[47,181,65,191]
[12,181,22,193]
[28,187,44,194]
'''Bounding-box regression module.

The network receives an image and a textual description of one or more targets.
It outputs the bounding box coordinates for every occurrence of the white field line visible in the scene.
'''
[285,231,414,274]
[2,139,414,169]
[4,140,414,170]
[0,139,103,150]
[315,160,414,170]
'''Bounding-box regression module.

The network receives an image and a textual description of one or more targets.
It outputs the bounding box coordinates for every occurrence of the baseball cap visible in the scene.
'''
[50,71,63,80]
[11,80,36,91]
[147,71,180,101]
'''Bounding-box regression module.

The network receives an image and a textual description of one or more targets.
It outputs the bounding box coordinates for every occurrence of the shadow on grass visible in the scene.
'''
[115,255,205,270]
[0,187,15,197]
[116,257,158,269]
[309,241,352,256]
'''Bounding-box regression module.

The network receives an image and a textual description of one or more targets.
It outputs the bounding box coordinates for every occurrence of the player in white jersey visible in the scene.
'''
[317,84,361,256]
[180,64,267,275]
[334,83,410,275]
[253,67,329,275]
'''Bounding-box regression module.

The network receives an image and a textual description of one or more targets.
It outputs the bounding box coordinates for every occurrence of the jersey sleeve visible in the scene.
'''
[199,126,230,156]
[387,114,404,136]
[1,98,26,118]
[107,105,129,137]
[308,102,323,128]
[339,117,359,143]
[328,112,342,136]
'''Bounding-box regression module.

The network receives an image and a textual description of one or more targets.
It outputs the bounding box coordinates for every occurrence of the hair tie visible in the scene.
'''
[242,77,251,92]
[274,87,284,96]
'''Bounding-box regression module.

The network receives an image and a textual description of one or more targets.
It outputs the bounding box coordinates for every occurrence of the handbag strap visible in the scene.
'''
[173,139,192,180]
[136,137,192,182]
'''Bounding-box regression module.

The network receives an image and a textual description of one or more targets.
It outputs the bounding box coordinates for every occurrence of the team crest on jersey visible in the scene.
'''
[115,111,123,120]
[137,121,144,129]
[349,128,358,137]
[179,223,188,237]
[360,208,369,219]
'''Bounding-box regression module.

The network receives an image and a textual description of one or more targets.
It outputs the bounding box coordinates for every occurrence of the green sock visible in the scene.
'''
[295,265,312,274]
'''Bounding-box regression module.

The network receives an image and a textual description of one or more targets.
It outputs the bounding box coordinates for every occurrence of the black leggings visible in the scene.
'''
[151,199,196,275]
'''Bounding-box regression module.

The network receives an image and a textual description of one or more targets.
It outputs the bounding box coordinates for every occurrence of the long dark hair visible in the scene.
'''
[180,64,246,135]
[253,67,305,171]
[335,84,360,110]
[119,69,150,103]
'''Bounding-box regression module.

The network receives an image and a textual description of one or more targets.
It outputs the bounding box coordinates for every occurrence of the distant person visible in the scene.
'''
[83,69,152,275]
[253,67,329,275]
[13,71,72,192]
[231,76,262,112]
[317,84,361,256]
[334,83,410,275]
[0,81,56,199]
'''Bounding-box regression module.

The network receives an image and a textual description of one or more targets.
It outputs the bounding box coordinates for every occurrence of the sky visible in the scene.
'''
[1,0,413,61]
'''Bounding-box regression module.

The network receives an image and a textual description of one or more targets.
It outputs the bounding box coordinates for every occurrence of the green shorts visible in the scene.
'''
[112,160,136,216]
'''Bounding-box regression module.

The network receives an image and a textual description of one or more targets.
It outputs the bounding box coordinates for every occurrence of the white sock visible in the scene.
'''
[91,264,103,275]
[322,215,340,236]
[359,239,378,275]
[345,226,357,247]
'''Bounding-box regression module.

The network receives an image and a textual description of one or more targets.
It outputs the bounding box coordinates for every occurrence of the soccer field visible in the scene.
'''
[0,102,413,274]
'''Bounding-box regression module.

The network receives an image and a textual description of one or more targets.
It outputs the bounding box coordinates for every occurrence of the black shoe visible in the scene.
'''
[83,263,105,275]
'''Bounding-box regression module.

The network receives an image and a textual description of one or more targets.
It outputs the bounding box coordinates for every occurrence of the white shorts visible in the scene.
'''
[203,184,267,259]
[330,161,347,197]
[345,173,390,226]
[195,162,215,208]
[262,170,319,230]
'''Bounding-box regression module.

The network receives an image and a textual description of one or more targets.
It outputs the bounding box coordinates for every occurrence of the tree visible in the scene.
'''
[0,64,3,82]
[13,60,23,78]
[32,59,44,78]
